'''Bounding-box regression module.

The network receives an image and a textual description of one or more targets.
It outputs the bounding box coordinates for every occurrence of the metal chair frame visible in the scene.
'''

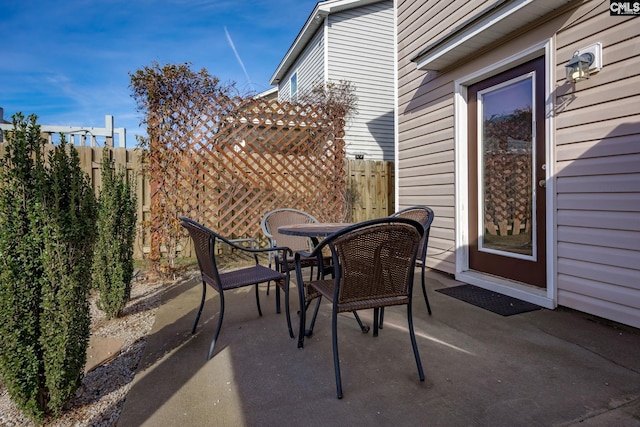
[391,206,435,315]
[261,208,331,304]
[179,216,293,359]
[294,217,425,398]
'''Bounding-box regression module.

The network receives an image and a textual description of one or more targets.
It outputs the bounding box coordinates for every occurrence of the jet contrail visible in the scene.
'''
[224,26,252,89]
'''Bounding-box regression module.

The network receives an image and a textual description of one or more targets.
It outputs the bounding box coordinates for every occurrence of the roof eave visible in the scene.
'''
[269,0,386,85]
[411,0,578,72]
[269,6,328,85]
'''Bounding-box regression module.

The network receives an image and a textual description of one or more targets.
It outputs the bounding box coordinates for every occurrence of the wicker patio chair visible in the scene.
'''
[294,217,425,399]
[179,216,293,360]
[261,208,331,307]
[391,206,435,316]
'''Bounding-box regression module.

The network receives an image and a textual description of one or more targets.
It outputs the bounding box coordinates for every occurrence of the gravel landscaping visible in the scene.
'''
[0,270,196,427]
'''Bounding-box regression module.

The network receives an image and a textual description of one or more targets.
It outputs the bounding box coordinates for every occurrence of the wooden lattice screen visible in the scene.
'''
[482,107,533,237]
[147,96,348,258]
[484,152,532,236]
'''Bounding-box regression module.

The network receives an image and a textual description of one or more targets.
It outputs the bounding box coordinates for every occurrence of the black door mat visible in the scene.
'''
[435,284,541,316]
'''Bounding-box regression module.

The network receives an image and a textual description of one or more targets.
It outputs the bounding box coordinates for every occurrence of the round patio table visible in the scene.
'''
[277,222,353,238]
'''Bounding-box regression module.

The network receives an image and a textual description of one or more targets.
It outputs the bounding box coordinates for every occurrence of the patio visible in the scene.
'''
[118,269,640,426]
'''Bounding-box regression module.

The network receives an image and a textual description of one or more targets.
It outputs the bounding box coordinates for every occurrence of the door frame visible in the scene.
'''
[454,39,556,309]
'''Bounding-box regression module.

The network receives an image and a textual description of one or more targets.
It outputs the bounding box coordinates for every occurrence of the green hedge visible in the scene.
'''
[0,114,97,422]
[92,148,137,319]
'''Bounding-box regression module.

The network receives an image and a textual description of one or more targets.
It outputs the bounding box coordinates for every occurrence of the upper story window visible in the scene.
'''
[290,72,298,103]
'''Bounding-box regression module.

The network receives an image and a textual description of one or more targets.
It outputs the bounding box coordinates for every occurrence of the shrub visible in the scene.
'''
[39,134,97,416]
[0,113,49,421]
[0,113,97,422]
[92,148,137,318]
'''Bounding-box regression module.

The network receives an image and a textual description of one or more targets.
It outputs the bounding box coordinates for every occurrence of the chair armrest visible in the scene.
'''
[295,250,313,259]
[215,234,290,255]
[214,234,291,266]
[293,246,332,278]
[268,246,293,261]
[247,245,291,255]
[227,237,257,249]
[254,246,293,267]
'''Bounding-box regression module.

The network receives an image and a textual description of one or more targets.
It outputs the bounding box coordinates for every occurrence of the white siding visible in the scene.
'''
[278,27,325,103]
[328,1,395,161]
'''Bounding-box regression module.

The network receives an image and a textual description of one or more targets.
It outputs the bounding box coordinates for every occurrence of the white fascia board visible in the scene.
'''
[270,0,385,85]
[413,0,569,71]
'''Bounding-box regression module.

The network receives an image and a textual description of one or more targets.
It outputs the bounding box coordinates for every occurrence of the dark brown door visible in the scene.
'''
[468,57,546,288]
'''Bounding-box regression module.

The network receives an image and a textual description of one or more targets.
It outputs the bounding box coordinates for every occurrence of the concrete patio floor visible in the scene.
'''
[118,270,640,426]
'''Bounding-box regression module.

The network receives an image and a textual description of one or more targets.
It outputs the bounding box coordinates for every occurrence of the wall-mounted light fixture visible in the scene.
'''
[565,43,602,83]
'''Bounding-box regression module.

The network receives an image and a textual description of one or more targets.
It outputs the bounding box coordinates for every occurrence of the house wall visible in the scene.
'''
[327,0,395,161]
[277,0,395,161]
[397,0,640,328]
[278,27,325,101]
[553,4,640,327]
[397,0,486,274]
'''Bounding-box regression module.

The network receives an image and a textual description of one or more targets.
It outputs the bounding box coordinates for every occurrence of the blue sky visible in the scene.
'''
[0,0,315,143]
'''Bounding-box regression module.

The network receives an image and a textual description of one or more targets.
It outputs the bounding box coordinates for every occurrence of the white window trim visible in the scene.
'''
[290,71,298,103]
[453,38,556,309]
[323,15,329,85]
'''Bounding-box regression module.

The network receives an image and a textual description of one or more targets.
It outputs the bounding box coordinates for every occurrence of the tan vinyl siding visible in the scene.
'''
[397,1,461,274]
[398,0,497,65]
[398,0,640,327]
[397,0,498,87]
[397,3,572,275]
[553,3,640,327]
[328,1,395,161]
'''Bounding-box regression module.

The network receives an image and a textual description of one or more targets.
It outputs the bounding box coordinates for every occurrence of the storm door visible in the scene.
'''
[467,57,546,287]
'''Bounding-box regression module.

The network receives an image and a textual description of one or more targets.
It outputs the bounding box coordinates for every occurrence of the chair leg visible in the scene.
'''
[407,303,425,381]
[296,266,307,349]
[378,307,385,330]
[332,308,343,399]
[299,296,322,348]
[192,281,207,334]
[255,283,263,317]
[282,279,294,338]
[275,281,281,314]
[352,311,370,334]
[298,301,306,349]
[372,308,380,337]
[208,291,226,360]
[307,297,322,336]
[266,254,273,296]
[421,264,432,315]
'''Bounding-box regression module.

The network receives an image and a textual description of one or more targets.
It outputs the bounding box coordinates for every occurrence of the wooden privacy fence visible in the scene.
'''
[77,147,150,259]
[1,143,393,261]
[347,159,394,222]
[0,142,149,259]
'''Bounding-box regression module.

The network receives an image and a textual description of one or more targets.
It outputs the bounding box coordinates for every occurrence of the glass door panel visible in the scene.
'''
[478,76,535,260]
